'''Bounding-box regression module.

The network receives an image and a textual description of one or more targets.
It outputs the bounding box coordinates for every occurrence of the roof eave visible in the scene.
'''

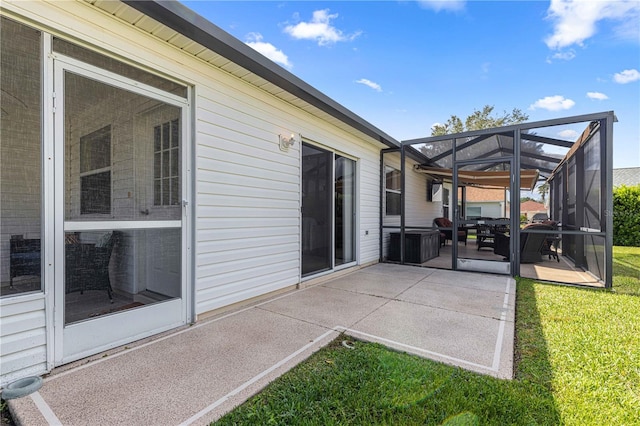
[122,0,400,148]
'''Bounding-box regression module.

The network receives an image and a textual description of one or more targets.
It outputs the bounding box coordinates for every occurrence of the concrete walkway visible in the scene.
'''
[8,264,516,425]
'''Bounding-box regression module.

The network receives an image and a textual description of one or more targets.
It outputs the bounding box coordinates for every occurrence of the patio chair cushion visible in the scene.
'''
[434,217,453,228]
[433,217,468,245]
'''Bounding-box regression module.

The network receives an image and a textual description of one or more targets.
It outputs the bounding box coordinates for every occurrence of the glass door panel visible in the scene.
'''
[335,156,356,266]
[301,144,332,276]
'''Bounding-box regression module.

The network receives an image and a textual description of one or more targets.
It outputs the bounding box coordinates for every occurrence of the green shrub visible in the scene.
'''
[612,185,640,246]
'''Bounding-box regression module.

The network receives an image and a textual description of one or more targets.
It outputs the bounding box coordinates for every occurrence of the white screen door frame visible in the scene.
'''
[52,55,191,364]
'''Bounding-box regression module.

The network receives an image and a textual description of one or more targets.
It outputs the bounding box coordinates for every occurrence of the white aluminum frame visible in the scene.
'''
[51,53,192,364]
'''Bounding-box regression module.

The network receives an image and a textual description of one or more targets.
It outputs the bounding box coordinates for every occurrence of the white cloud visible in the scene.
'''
[546,49,576,63]
[245,33,292,69]
[284,9,361,46]
[586,91,608,100]
[613,69,640,84]
[558,129,579,139]
[355,78,382,92]
[417,0,466,12]
[544,0,640,49]
[530,95,576,111]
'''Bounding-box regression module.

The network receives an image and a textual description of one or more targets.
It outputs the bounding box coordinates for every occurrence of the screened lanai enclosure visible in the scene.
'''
[381,112,615,288]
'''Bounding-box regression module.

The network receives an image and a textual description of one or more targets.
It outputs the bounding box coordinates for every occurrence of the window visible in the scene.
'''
[467,206,482,218]
[385,166,401,216]
[154,119,180,206]
[442,187,450,218]
[80,126,111,214]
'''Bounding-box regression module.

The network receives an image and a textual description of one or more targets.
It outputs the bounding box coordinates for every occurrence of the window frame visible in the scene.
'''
[153,118,180,207]
[79,125,112,215]
[384,166,402,216]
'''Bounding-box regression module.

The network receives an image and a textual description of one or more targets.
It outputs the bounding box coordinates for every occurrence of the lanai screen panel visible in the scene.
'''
[1,17,43,296]
[396,113,613,287]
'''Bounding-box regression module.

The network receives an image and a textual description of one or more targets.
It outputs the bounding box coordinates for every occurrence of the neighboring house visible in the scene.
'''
[613,167,640,187]
[464,187,508,219]
[520,200,547,221]
[1,0,406,385]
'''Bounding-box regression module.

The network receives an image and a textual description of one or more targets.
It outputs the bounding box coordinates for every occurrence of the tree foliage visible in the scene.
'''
[537,183,549,205]
[431,105,529,136]
[613,185,640,247]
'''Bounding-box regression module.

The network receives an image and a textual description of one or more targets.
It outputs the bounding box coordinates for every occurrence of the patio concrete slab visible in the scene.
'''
[323,270,424,298]
[7,263,516,425]
[426,269,512,292]
[351,300,505,373]
[359,263,436,280]
[397,277,513,319]
[10,307,330,426]
[258,284,390,328]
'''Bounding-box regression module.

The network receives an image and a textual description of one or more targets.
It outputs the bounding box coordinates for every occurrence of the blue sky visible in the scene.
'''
[181,0,640,168]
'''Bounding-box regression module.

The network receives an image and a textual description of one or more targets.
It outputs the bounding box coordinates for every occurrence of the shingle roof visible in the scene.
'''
[520,200,546,211]
[465,187,505,202]
[613,167,640,187]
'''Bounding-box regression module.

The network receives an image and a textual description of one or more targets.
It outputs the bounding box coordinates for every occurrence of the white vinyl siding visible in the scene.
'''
[1,0,387,383]
[0,294,47,386]
[193,85,381,314]
[382,152,442,260]
[466,202,504,219]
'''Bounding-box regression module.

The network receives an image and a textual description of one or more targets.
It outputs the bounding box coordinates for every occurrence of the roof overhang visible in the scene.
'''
[413,165,539,191]
[112,0,400,149]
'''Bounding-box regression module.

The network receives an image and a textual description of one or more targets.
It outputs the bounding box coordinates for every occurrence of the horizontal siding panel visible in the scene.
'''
[197,170,298,194]
[197,206,298,220]
[0,347,47,380]
[0,311,45,336]
[198,234,298,253]
[0,298,44,317]
[198,267,297,299]
[197,226,297,243]
[197,217,297,230]
[196,276,297,315]
[197,183,298,203]
[197,131,298,169]
[198,254,298,282]
[196,141,299,175]
[198,242,299,266]
[197,88,298,133]
[197,138,298,171]
[0,363,47,388]
[0,328,46,357]
[197,194,299,210]
[0,295,46,386]
[198,157,298,184]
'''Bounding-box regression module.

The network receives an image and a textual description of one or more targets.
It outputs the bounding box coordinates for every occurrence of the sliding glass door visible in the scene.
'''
[335,155,356,266]
[302,144,356,276]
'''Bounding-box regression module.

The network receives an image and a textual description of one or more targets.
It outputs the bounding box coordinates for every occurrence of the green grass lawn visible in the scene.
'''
[215,247,640,425]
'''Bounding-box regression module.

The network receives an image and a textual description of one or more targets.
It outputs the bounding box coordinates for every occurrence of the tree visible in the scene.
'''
[537,183,549,205]
[431,105,528,136]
